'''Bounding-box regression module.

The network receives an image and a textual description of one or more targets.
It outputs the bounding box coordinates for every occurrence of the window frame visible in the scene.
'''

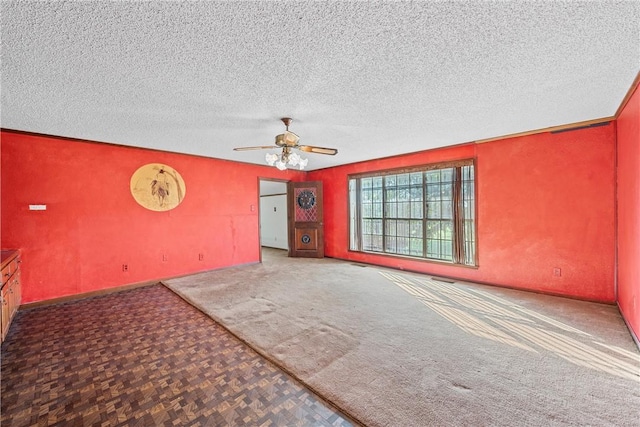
[348,159,478,267]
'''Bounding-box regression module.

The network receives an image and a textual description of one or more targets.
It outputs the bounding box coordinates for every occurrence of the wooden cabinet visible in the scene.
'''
[1,250,21,342]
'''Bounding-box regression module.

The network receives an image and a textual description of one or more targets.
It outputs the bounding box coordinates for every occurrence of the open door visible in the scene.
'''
[288,181,324,258]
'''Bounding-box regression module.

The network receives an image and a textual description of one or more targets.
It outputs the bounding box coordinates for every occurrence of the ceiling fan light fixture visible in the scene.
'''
[265,149,307,170]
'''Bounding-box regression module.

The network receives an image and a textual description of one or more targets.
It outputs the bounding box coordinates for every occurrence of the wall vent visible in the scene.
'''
[431,276,456,283]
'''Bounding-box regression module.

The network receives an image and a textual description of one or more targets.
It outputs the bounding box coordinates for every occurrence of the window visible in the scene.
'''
[349,160,476,266]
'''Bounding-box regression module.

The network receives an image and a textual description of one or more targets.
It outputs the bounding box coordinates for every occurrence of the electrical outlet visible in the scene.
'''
[198,253,204,261]
[122,264,128,272]
[162,254,168,262]
[553,267,561,277]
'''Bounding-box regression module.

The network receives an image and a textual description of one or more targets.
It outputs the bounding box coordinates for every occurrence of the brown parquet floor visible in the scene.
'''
[1,285,357,426]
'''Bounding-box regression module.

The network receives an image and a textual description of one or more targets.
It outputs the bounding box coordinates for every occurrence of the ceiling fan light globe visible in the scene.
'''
[265,153,278,165]
[275,161,287,171]
[288,152,301,166]
[299,158,308,170]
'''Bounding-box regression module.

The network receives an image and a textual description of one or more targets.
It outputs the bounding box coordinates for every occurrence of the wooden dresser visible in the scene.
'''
[1,250,21,342]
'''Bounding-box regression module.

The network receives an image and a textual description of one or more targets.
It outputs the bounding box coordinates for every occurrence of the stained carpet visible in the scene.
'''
[164,248,640,427]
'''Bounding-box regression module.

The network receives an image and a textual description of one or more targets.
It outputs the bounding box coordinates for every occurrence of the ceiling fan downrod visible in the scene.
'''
[281,117,292,131]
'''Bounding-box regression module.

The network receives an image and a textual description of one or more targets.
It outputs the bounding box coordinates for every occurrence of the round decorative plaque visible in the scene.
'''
[130,163,186,211]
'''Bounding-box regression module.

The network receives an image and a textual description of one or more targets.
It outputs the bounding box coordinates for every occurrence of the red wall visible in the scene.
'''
[1,131,303,303]
[617,83,640,341]
[0,120,622,306]
[310,124,617,302]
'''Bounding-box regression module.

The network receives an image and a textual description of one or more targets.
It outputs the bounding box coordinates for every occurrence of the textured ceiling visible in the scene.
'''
[2,1,639,170]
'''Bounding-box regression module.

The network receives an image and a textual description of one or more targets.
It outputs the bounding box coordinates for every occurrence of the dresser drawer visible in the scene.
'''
[2,264,12,286]
[2,249,20,274]
[1,250,20,342]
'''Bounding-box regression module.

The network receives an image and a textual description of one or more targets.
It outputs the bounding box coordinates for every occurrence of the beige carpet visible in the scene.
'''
[164,248,640,427]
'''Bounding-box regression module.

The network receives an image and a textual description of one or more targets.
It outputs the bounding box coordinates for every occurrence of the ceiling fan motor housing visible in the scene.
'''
[275,131,300,147]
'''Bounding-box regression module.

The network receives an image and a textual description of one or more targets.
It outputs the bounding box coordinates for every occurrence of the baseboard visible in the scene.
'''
[329,255,617,305]
[617,302,640,351]
[19,280,159,310]
[19,262,263,310]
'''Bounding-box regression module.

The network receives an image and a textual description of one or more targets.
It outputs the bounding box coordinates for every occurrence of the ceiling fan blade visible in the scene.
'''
[233,146,277,151]
[297,145,338,155]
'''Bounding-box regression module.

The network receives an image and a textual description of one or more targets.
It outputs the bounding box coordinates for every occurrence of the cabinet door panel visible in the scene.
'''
[1,288,9,341]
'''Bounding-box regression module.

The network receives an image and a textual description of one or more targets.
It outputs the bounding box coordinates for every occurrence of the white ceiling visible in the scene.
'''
[1,1,638,171]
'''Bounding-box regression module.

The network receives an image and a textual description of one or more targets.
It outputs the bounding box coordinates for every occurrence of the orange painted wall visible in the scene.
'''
[617,83,640,340]
[1,131,303,303]
[309,123,617,302]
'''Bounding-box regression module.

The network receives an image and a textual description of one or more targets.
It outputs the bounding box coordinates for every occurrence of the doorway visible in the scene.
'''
[259,179,289,260]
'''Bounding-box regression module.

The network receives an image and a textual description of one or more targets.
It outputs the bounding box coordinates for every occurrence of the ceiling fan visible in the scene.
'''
[233,118,338,170]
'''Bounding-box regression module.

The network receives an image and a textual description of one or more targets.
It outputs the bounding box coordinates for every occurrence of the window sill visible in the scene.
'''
[348,249,479,269]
